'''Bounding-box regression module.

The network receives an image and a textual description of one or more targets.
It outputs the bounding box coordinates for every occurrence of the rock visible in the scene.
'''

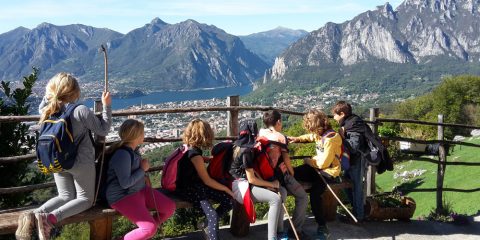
[471,129,480,137]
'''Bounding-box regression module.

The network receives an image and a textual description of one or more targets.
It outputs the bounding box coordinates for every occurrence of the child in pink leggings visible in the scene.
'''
[111,186,175,239]
[106,119,175,240]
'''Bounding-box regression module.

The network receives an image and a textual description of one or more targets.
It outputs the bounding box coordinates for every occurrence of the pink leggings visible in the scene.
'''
[111,186,176,240]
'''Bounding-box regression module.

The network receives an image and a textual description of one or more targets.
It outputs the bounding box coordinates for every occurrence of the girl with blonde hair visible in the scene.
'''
[16,72,112,240]
[175,119,233,240]
[106,119,175,240]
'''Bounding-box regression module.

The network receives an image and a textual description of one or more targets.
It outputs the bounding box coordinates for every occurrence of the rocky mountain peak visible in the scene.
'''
[379,2,396,17]
[265,0,480,82]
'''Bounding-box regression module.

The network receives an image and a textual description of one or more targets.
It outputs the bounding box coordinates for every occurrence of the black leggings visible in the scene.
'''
[176,183,232,240]
[293,164,335,226]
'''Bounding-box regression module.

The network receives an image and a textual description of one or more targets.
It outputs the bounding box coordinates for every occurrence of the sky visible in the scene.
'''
[0,0,404,36]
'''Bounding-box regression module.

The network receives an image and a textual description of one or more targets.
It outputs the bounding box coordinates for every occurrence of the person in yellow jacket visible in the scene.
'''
[289,109,342,240]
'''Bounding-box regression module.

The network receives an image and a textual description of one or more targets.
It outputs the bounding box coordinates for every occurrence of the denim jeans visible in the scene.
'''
[345,156,366,220]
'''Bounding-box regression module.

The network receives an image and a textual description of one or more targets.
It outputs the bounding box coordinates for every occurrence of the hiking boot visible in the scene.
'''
[277,231,289,240]
[315,225,330,240]
[35,213,54,240]
[15,211,35,240]
[288,229,313,240]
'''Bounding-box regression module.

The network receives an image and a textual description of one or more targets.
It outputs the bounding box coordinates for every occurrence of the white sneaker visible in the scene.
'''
[15,211,34,240]
[35,213,54,240]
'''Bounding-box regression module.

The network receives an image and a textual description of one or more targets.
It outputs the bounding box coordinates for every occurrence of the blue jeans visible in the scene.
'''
[345,157,365,220]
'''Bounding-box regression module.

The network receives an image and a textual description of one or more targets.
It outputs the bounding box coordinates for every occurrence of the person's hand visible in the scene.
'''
[145,176,152,187]
[225,188,234,198]
[271,180,280,190]
[288,136,299,143]
[102,91,112,106]
[140,159,150,171]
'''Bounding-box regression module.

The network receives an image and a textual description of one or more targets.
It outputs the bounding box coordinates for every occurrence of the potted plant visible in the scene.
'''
[365,191,416,221]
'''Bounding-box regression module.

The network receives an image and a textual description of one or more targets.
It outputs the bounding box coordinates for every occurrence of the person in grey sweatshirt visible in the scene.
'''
[15,72,112,240]
[106,119,175,240]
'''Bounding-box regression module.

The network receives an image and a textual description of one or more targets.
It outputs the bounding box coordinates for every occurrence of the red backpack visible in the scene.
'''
[207,141,235,189]
[161,144,189,191]
[253,137,288,181]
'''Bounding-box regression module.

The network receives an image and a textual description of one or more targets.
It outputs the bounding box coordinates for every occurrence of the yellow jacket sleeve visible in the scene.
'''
[296,133,318,143]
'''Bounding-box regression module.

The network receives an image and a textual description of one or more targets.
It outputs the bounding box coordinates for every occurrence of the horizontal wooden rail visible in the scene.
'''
[0,106,304,123]
[407,187,480,193]
[0,136,237,164]
[377,117,480,129]
[1,155,312,195]
[0,182,55,195]
[412,157,480,166]
[0,153,36,164]
[382,136,480,148]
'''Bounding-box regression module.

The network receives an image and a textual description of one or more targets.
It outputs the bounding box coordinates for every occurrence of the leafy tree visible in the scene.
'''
[395,75,480,139]
[0,68,48,208]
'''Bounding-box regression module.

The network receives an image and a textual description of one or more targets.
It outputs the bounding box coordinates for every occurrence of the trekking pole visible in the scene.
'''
[277,192,299,240]
[93,45,109,206]
[316,171,358,223]
[100,44,108,92]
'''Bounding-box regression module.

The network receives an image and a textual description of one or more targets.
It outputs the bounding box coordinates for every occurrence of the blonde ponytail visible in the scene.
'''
[39,73,81,123]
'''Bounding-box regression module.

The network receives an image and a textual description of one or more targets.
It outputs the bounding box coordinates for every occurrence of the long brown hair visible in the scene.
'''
[39,73,80,123]
[182,119,214,149]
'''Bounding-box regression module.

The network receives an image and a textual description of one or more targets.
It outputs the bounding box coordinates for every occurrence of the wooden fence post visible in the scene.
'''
[436,114,446,213]
[226,95,249,236]
[366,108,379,196]
[227,96,239,137]
[89,217,112,240]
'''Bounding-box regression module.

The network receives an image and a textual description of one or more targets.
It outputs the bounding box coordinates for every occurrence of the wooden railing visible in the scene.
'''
[1,97,480,224]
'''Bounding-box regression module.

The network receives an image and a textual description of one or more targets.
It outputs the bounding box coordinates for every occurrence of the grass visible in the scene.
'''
[376,137,480,218]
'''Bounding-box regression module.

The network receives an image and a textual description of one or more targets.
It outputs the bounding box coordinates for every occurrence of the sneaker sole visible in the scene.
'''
[36,214,52,240]
[15,213,33,240]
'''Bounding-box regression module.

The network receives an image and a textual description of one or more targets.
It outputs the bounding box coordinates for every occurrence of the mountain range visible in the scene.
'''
[3,0,480,99]
[260,0,480,99]
[239,27,308,64]
[0,18,279,91]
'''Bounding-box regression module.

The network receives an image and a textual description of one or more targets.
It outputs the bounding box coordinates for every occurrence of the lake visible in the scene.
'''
[85,85,252,110]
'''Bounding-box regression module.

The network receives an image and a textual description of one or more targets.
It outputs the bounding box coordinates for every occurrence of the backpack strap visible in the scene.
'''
[321,130,344,160]
[321,130,336,145]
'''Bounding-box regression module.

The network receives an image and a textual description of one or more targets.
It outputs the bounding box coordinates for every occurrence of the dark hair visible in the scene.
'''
[263,110,281,127]
[332,101,352,116]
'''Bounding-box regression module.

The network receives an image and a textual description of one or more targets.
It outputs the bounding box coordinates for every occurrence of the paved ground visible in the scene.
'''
[165,214,480,240]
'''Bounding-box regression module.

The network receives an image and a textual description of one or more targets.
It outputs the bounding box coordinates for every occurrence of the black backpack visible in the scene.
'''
[362,124,393,174]
[94,146,134,207]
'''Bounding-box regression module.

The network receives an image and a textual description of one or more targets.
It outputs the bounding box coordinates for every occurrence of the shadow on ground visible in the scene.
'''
[166,213,480,240]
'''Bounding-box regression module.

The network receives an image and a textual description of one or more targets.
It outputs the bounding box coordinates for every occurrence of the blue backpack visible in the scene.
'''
[36,103,81,174]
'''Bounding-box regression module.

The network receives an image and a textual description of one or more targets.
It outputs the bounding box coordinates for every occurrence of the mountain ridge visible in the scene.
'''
[0,18,269,92]
[261,0,480,99]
